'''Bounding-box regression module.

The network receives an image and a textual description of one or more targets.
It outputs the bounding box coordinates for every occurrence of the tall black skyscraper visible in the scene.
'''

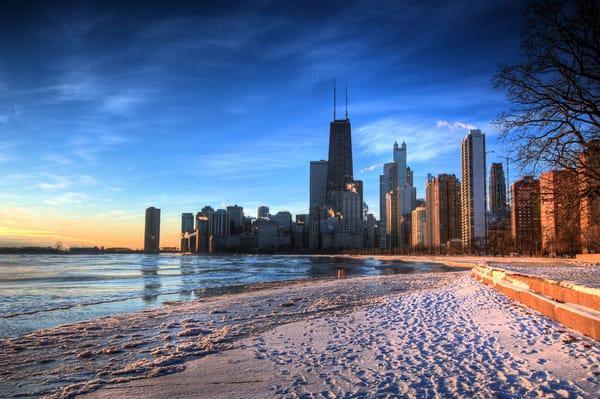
[144,207,161,253]
[326,82,353,193]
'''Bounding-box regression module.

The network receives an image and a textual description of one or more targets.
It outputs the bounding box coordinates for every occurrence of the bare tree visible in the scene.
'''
[493,0,600,206]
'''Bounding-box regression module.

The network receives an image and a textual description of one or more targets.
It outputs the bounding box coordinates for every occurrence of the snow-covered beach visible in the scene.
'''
[1,265,598,398]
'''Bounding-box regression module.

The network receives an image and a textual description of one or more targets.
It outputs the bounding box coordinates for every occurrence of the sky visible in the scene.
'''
[0,0,527,249]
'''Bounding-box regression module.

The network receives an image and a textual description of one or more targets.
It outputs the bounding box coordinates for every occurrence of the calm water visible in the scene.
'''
[0,254,465,338]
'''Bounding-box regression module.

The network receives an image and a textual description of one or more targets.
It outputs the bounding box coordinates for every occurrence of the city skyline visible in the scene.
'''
[0,0,528,248]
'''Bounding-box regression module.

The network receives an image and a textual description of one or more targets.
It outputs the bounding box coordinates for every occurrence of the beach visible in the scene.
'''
[1,261,599,398]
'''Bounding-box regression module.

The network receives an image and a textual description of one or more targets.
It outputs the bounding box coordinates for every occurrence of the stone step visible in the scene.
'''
[472,266,600,340]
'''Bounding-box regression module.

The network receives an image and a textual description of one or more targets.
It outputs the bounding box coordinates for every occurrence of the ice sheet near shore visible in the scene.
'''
[2,271,599,398]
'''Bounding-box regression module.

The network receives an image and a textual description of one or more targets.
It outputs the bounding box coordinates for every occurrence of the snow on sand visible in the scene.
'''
[83,274,600,399]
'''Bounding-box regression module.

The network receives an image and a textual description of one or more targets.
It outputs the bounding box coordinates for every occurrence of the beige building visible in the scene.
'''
[411,206,427,249]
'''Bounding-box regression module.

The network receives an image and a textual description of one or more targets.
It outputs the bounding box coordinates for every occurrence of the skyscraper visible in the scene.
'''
[326,105,353,194]
[322,82,363,249]
[379,162,398,248]
[181,213,194,233]
[489,163,507,216]
[226,205,244,235]
[385,190,400,250]
[461,129,487,253]
[411,206,427,249]
[210,209,230,237]
[180,212,194,252]
[144,207,160,253]
[379,142,416,250]
[511,176,541,255]
[309,160,328,249]
[429,174,462,250]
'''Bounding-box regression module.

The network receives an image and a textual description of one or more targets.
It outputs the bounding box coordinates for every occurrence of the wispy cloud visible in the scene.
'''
[44,192,87,206]
[360,163,383,173]
[436,120,477,130]
[36,174,97,190]
[101,92,146,115]
[42,153,73,165]
[37,174,70,190]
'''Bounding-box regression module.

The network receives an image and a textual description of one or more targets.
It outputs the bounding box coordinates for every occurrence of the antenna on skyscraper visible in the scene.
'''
[345,81,348,119]
[333,79,337,120]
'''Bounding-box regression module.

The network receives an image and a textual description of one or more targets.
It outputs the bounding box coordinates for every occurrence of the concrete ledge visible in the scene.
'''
[576,254,600,264]
[472,269,600,340]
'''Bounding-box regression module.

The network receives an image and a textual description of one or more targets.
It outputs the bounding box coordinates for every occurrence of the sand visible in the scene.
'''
[1,269,598,398]
[83,274,600,399]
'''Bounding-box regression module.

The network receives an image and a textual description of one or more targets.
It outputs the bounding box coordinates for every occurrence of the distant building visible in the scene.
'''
[272,211,293,236]
[379,162,398,248]
[511,176,541,255]
[309,160,328,250]
[181,213,194,233]
[461,129,487,253]
[540,170,580,256]
[195,214,210,253]
[428,174,462,250]
[425,174,434,249]
[411,206,427,249]
[144,207,160,253]
[210,209,230,237]
[180,212,194,252]
[227,205,244,235]
[257,205,270,219]
[489,163,507,217]
[256,218,280,251]
[385,190,400,250]
[365,213,377,249]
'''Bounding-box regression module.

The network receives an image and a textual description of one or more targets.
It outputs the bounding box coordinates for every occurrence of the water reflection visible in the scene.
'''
[140,256,161,303]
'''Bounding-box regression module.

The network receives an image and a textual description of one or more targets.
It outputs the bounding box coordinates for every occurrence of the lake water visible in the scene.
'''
[0,254,465,338]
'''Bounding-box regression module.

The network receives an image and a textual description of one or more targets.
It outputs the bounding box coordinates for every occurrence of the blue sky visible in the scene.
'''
[0,0,526,248]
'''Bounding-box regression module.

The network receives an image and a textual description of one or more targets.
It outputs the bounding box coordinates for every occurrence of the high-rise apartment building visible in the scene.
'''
[144,207,161,253]
[411,206,427,248]
[489,163,507,216]
[461,129,487,253]
[540,170,580,256]
[428,174,462,250]
[511,176,541,255]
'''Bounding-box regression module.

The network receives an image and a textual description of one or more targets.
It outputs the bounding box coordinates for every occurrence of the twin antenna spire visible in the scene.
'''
[333,79,348,120]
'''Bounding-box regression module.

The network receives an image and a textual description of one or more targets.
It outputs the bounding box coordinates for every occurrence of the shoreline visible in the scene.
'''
[83,272,600,399]
[2,260,599,398]
[1,270,462,398]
